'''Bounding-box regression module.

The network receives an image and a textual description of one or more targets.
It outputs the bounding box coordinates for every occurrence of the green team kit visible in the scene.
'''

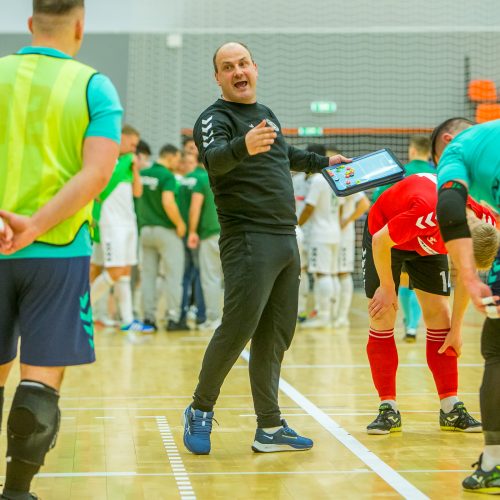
[136,163,178,229]
[192,169,221,240]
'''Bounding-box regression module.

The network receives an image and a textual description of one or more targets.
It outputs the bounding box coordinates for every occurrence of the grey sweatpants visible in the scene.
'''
[199,235,223,322]
[140,226,184,322]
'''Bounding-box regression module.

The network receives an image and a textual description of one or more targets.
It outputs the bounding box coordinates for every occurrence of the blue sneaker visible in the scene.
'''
[120,320,155,333]
[252,419,313,453]
[183,405,214,455]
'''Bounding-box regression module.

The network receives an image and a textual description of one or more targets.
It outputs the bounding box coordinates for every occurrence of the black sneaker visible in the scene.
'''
[167,319,190,331]
[367,403,402,435]
[1,492,39,499]
[143,319,158,332]
[463,454,500,494]
[440,402,482,432]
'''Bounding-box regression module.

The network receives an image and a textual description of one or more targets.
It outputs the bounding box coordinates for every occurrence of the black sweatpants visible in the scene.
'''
[193,232,300,428]
[480,249,500,445]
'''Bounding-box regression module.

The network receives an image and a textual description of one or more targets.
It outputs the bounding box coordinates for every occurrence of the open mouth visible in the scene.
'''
[234,81,248,90]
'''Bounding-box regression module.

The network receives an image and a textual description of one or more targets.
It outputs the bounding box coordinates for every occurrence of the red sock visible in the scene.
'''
[426,328,458,399]
[367,328,397,400]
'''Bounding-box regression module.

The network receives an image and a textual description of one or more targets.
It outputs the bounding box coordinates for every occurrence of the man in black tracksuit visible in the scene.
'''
[182,42,350,455]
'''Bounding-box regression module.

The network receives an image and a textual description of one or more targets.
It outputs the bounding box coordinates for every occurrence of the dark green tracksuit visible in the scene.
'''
[193,99,328,427]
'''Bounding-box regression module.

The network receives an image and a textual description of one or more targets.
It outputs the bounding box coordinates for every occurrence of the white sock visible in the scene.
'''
[115,276,134,325]
[330,275,341,320]
[298,269,309,314]
[315,275,333,323]
[336,274,353,322]
[91,271,114,304]
[483,445,500,471]
[262,426,282,433]
[381,399,398,411]
[440,395,459,414]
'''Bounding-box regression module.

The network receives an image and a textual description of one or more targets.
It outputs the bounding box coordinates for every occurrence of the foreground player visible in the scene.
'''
[0,1,121,497]
[433,117,500,493]
[373,136,435,341]
[363,173,498,435]
[183,42,350,455]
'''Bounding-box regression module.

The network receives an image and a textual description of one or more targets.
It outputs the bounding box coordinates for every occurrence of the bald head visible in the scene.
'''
[213,42,254,73]
[212,42,258,104]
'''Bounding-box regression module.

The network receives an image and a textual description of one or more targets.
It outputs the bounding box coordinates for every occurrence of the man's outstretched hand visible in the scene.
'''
[245,119,277,155]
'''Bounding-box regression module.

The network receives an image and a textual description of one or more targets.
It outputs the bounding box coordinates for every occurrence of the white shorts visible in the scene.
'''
[339,238,356,273]
[91,224,138,267]
[296,226,309,269]
[308,243,339,275]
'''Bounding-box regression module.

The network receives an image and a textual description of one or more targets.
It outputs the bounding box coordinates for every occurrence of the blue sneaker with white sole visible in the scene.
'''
[183,405,214,455]
[252,419,313,453]
[120,320,155,333]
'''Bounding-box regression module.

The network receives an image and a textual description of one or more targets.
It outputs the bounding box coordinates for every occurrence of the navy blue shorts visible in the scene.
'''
[0,257,95,366]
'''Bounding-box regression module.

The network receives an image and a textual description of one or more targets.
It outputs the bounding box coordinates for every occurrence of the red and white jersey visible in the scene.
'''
[368,173,495,256]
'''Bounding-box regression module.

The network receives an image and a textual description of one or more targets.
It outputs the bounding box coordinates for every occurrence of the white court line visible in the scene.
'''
[239,410,480,417]
[156,416,196,500]
[21,468,469,479]
[240,349,428,500]
[58,407,280,411]
[4,391,474,403]
[235,363,482,369]
[59,395,248,401]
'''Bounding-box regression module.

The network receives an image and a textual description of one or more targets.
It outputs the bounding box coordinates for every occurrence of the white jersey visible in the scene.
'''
[341,191,366,241]
[305,173,343,244]
[292,172,313,240]
[100,182,137,227]
[292,172,310,217]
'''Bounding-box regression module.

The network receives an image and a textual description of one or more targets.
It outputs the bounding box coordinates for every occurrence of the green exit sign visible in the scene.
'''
[298,127,324,136]
[310,101,337,113]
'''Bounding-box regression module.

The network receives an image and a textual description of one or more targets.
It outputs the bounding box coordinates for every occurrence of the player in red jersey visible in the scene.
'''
[363,173,499,434]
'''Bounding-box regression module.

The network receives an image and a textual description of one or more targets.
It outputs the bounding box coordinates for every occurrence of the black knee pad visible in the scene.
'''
[481,318,500,363]
[6,381,60,467]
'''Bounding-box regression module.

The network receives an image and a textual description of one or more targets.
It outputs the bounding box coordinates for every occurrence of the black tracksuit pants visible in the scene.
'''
[481,248,500,446]
[193,232,300,428]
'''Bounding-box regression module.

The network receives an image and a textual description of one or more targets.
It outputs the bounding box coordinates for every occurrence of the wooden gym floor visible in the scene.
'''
[0,292,486,499]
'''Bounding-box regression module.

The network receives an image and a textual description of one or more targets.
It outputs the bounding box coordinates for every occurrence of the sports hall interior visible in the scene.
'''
[1,0,500,498]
